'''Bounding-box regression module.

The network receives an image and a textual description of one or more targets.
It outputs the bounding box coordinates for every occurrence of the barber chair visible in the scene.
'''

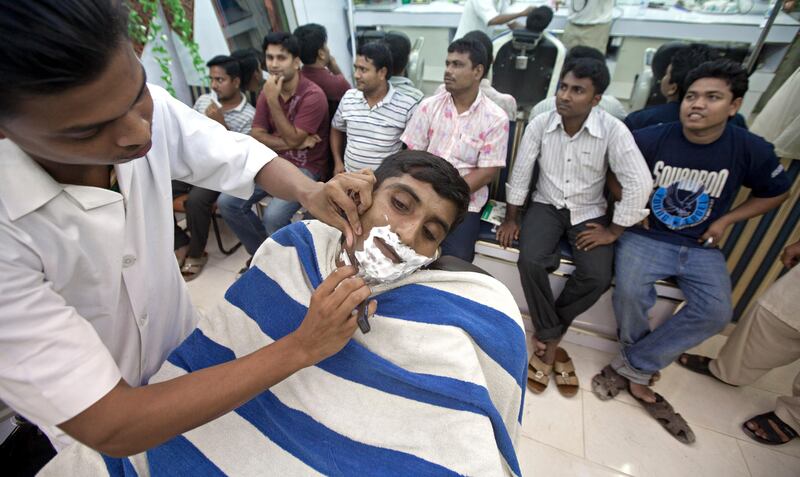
[491,18,565,116]
[629,41,684,112]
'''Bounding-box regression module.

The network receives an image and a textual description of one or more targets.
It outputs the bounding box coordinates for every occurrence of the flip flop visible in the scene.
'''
[527,354,552,394]
[553,348,579,397]
[591,365,628,401]
[742,412,798,445]
[180,253,208,282]
[677,353,736,386]
[630,388,696,444]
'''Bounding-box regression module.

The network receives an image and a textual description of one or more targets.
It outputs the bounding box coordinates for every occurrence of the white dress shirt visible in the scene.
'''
[506,109,651,227]
[0,85,275,449]
[531,95,627,122]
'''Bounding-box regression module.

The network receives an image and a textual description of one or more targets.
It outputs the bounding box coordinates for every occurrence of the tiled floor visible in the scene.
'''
[187,227,800,477]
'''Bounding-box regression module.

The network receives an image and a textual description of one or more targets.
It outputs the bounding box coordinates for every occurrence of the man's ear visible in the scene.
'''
[729,96,743,116]
[474,64,485,81]
[233,77,241,90]
[379,66,388,82]
[664,81,678,98]
[591,94,602,108]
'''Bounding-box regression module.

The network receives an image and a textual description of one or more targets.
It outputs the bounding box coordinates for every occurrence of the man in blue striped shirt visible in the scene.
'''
[331,42,418,175]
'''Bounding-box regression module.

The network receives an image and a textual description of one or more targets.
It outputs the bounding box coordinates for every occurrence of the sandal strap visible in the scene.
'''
[529,354,553,374]
[528,364,550,385]
[554,359,576,375]
[752,412,799,441]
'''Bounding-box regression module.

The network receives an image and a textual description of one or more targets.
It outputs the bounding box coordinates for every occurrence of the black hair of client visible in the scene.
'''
[294,23,327,65]
[0,0,128,119]
[207,55,242,82]
[565,45,605,64]
[683,59,749,100]
[374,151,471,227]
[383,31,412,76]
[526,5,554,33]
[357,42,394,80]
[462,31,493,79]
[560,57,610,95]
[447,38,488,74]
[670,43,719,99]
[262,32,301,58]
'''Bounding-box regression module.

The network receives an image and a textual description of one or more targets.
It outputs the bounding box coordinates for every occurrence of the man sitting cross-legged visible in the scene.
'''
[591,59,791,444]
[40,151,528,477]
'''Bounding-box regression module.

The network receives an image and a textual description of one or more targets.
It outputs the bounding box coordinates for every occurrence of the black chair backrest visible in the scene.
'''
[492,32,558,112]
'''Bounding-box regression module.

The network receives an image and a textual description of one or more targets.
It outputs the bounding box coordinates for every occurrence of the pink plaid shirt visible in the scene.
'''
[401,90,509,212]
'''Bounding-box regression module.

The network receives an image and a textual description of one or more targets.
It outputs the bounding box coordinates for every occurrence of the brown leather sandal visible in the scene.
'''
[180,253,208,282]
[527,354,552,394]
[554,347,580,397]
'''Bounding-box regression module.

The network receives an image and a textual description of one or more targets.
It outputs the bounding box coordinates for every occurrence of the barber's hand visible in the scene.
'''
[300,134,321,150]
[262,74,283,104]
[699,218,730,248]
[781,240,800,269]
[303,169,376,248]
[523,6,535,15]
[289,266,376,366]
[496,220,520,249]
[575,223,621,252]
[205,103,225,125]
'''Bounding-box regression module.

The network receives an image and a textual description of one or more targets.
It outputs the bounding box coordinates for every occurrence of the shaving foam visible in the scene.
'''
[341,225,435,284]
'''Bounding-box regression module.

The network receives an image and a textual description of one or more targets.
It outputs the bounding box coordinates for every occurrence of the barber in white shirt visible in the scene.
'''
[454,0,534,40]
[559,0,615,54]
[0,0,375,457]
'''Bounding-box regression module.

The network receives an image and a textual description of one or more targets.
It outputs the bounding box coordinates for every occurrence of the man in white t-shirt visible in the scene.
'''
[559,0,615,54]
[0,0,374,458]
[454,0,534,40]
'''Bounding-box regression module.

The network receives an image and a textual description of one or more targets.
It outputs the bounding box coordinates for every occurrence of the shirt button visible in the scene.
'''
[565,180,570,183]
[567,158,572,162]
[122,255,137,267]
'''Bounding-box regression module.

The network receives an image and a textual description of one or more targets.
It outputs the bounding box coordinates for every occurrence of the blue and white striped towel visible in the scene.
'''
[41,220,527,476]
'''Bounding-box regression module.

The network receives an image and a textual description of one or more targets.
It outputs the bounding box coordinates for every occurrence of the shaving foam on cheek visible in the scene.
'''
[340,225,435,284]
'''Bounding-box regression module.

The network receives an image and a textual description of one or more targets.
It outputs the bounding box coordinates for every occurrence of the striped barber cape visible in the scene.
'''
[41,220,527,476]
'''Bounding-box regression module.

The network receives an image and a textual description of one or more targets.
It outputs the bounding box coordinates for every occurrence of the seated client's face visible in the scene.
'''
[355,174,458,262]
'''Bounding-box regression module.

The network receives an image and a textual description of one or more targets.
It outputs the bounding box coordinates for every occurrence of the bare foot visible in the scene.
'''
[745,417,792,443]
[629,382,657,403]
[531,336,547,357]
[175,244,189,266]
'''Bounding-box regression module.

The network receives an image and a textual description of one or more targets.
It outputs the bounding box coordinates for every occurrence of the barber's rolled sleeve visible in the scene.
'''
[152,85,276,200]
[0,240,121,429]
[475,0,500,24]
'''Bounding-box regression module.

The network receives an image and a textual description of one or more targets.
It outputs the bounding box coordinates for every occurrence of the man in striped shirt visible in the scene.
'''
[331,42,417,175]
[497,58,651,393]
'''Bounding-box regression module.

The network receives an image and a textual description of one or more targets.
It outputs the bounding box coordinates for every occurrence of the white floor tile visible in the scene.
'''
[738,439,800,477]
[518,436,630,477]
[185,264,237,315]
[583,391,750,477]
[520,386,585,457]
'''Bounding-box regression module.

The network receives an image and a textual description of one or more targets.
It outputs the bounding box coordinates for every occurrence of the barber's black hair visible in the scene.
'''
[560,57,610,95]
[207,55,242,81]
[462,31,493,79]
[670,43,720,98]
[294,23,327,65]
[384,31,412,76]
[526,5,554,33]
[374,150,470,227]
[356,42,393,80]
[262,32,300,58]
[447,38,488,74]
[683,58,749,100]
[565,45,605,64]
[231,48,260,90]
[0,0,129,118]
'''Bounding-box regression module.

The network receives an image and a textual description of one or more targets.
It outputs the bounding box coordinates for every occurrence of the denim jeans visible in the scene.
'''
[611,231,733,385]
[217,168,318,256]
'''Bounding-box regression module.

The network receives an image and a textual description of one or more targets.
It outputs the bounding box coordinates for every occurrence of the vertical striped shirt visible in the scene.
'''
[332,85,418,171]
[506,108,652,226]
[192,93,255,134]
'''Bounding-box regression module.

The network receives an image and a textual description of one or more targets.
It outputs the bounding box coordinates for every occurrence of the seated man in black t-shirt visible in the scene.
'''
[625,44,748,131]
[592,59,790,444]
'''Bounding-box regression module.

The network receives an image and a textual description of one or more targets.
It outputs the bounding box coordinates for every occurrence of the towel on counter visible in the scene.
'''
[40,220,527,477]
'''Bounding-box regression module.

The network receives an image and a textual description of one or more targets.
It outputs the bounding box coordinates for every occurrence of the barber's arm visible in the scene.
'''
[488,7,534,26]
[59,267,376,457]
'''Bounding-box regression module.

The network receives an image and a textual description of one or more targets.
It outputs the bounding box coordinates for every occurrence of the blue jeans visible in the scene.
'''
[611,232,733,385]
[440,212,481,262]
[218,168,318,256]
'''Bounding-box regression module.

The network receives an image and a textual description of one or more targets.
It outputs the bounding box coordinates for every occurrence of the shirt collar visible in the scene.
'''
[544,107,604,139]
[0,139,123,221]
[231,92,249,112]
[356,83,395,108]
[445,89,485,116]
[390,76,413,86]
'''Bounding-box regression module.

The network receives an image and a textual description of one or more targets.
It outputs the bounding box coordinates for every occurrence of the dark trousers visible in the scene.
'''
[440,211,481,262]
[172,181,221,258]
[517,202,613,341]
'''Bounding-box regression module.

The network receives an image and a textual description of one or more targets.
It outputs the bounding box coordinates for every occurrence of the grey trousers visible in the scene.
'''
[517,203,614,341]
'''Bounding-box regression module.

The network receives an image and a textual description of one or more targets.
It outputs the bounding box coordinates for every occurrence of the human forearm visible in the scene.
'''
[488,11,527,26]
[267,97,307,148]
[254,157,318,205]
[463,167,500,193]
[60,334,310,457]
[718,193,789,226]
[330,128,346,166]
[504,204,520,223]
[252,128,291,151]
